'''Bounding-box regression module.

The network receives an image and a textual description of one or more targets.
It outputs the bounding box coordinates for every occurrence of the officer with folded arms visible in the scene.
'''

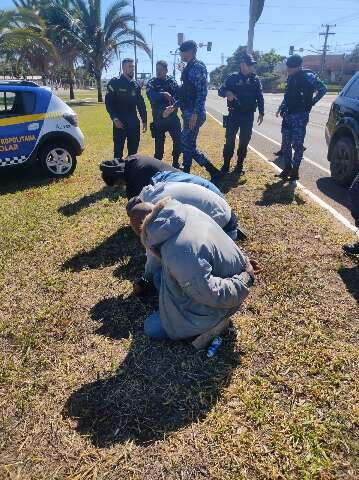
[146,60,181,168]
[218,53,264,176]
[105,58,147,159]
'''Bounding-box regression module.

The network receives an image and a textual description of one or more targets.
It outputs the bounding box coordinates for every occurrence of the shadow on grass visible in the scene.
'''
[91,293,157,340]
[216,170,246,194]
[58,186,124,216]
[0,164,53,195]
[338,264,359,304]
[256,179,306,206]
[63,324,239,447]
[62,225,141,271]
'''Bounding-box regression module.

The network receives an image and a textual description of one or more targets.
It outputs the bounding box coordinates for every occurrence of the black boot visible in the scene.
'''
[221,159,230,174]
[343,241,359,255]
[289,166,300,181]
[182,165,191,174]
[274,149,283,156]
[172,160,180,169]
[276,165,292,180]
[234,160,245,176]
[205,161,222,182]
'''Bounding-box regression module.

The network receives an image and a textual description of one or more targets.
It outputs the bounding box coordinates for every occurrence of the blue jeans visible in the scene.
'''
[181,111,209,169]
[144,311,169,340]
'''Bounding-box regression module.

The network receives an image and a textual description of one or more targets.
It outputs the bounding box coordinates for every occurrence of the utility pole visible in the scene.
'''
[319,24,336,76]
[149,23,154,77]
[132,0,137,79]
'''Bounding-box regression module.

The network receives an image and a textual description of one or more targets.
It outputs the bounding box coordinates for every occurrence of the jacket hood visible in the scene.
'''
[141,198,187,253]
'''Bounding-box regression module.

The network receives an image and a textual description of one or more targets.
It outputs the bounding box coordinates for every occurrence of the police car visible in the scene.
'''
[0,80,84,178]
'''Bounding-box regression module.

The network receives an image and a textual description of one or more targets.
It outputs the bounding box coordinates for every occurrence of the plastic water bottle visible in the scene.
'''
[207,336,222,358]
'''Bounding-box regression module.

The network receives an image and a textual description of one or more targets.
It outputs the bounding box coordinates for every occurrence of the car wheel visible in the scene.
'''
[39,142,77,178]
[330,136,358,187]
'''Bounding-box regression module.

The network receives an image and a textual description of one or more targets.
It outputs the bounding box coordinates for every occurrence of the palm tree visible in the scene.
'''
[68,0,150,102]
[43,2,85,99]
[0,8,55,80]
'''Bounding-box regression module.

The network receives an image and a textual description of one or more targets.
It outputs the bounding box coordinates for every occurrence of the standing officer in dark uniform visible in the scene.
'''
[105,58,147,159]
[146,60,181,167]
[276,55,326,181]
[218,53,264,176]
[165,40,220,180]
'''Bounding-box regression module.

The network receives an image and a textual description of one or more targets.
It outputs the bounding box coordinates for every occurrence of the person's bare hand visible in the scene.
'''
[162,92,174,105]
[163,105,175,118]
[189,113,198,130]
[249,259,261,274]
[245,258,261,279]
[275,111,280,118]
[257,114,264,125]
[114,118,124,129]
[226,91,236,102]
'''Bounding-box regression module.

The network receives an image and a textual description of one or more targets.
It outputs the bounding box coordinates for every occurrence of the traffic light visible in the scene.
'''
[207,42,212,52]
[289,45,294,56]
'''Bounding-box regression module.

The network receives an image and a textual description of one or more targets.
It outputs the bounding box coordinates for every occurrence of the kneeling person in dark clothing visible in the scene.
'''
[100,154,224,199]
[146,60,182,167]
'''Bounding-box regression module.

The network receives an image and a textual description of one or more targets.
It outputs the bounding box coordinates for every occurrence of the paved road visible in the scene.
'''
[206,91,355,228]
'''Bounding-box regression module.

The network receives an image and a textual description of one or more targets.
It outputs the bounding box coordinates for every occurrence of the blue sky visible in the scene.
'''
[3,0,359,79]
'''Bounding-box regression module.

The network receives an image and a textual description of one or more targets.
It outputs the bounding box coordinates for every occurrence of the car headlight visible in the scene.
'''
[63,113,79,127]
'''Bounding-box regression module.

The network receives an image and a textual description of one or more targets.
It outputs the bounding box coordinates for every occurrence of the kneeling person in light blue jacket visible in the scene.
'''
[128,199,255,341]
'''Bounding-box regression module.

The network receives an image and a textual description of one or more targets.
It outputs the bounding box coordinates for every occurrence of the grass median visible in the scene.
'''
[0,98,358,480]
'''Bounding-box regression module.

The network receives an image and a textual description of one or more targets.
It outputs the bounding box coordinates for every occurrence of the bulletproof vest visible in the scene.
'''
[228,73,260,113]
[179,59,204,111]
[285,69,316,114]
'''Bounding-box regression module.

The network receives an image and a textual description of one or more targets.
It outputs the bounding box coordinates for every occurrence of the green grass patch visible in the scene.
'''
[0,100,358,479]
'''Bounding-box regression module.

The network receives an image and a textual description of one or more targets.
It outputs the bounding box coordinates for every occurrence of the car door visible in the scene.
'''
[334,74,359,129]
[0,88,38,167]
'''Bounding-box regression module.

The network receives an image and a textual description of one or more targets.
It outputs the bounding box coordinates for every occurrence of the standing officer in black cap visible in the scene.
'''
[146,60,181,167]
[218,53,264,176]
[105,58,147,159]
[165,40,221,180]
[276,54,326,181]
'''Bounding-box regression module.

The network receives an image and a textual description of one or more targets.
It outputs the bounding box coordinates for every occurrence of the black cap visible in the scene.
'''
[239,53,257,65]
[286,54,303,68]
[179,40,198,53]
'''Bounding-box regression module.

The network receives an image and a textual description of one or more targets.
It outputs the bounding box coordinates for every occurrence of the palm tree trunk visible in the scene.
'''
[96,73,103,102]
[69,80,75,100]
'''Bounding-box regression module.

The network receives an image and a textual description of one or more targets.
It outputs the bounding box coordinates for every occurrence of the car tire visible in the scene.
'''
[330,136,358,187]
[39,142,77,178]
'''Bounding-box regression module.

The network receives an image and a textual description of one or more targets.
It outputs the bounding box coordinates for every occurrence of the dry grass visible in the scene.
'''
[0,97,358,480]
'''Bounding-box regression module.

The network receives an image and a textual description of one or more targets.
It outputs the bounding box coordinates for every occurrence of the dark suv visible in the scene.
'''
[326,72,359,186]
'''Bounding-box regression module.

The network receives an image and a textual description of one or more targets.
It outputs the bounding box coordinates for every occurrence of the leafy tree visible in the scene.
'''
[54,0,150,102]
